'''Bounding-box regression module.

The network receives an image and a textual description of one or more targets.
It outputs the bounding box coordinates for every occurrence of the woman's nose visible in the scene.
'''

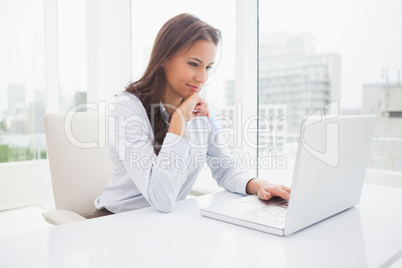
[195,69,208,84]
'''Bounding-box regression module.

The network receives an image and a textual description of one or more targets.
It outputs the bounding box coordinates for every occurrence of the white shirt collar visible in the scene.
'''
[159,102,170,125]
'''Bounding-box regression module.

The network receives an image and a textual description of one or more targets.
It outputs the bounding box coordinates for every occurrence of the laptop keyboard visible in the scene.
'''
[248,203,288,223]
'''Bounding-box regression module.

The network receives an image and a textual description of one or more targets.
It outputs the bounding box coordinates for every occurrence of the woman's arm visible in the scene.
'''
[168,93,209,138]
[111,95,191,213]
[110,93,209,213]
[205,110,291,200]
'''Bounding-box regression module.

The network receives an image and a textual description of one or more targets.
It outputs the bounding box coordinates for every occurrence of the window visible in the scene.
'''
[0,0,132,210]
[258,0,402,184]
[57,0,87,113]
[0,0,47,163]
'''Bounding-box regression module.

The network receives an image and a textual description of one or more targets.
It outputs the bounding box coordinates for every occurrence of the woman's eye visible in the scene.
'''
[206,65,213,71]
[188,62,198,67]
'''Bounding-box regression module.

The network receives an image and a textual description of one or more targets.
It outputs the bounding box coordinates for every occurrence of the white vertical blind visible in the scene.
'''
[44,0,60,113]
[87,0,132,104]
[235,0,258,177]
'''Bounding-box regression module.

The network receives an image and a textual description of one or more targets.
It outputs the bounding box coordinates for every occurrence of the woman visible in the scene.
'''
[94,13,290,215]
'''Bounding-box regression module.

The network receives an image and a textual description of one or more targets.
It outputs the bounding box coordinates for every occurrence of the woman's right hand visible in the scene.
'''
[176,93,209,121]
[168,93,209,138]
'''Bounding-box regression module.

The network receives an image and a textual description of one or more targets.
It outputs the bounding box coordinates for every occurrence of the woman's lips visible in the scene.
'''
[187,84,200,92]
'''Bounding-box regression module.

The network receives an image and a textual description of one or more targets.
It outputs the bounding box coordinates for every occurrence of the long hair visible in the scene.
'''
[126,13,221,155]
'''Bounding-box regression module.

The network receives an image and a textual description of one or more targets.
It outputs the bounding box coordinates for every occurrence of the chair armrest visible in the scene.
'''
[42,209,87,225]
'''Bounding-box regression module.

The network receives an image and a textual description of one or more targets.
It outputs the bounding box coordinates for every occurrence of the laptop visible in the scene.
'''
[200,115,376,236]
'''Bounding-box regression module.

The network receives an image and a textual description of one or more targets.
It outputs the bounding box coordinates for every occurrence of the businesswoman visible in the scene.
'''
[94,13,290,215]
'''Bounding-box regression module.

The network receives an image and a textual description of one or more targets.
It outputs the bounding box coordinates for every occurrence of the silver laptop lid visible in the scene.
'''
[284,115,376,235]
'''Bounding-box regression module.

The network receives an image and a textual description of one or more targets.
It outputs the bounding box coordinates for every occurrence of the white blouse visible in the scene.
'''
[95,92,253,213]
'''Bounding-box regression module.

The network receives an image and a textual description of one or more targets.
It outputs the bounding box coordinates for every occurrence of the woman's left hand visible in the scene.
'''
[246,178,291,200]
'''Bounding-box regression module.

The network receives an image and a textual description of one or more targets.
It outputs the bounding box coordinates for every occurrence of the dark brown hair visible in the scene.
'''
[126,13,221,155]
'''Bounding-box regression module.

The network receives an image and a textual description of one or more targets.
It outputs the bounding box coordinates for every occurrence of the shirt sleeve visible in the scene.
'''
[205,114,254,195]
[110,96,190,212]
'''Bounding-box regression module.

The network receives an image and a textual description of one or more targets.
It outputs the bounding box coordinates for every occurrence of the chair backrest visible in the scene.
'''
[45,113,112,218]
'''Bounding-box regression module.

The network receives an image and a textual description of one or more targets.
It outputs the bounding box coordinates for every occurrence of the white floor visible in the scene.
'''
[0,206,52,238]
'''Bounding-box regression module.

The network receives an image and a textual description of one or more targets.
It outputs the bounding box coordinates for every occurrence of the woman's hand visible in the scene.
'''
[246,178,291,200]
[177,93,209,121]
[168,93,209,138]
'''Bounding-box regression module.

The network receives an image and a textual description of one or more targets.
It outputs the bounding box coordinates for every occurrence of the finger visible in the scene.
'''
[267,186,290,200]
[194,102,209,117]
[200,108,209,116]
[195,97,206,105]
[280,184,291,193]
[281,190,290,200]
[258,189,272,200]
[195,103,208,111]
[276,188,290,200]
[187,93,205,110]
[194,107,209,117]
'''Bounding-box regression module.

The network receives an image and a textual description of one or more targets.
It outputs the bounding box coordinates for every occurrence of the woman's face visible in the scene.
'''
[163,40,217,104]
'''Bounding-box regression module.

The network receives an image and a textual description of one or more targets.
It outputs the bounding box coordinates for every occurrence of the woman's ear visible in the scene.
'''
[160,59,166,69]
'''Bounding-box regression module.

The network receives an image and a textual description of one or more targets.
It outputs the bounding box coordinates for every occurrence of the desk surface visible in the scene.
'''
[0,184,401,268]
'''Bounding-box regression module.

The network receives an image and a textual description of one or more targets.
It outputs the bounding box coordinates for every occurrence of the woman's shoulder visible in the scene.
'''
[113,91,141,104]
[111,91,146,116]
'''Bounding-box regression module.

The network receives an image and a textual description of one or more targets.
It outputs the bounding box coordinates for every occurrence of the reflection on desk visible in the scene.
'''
[0,184,401,268]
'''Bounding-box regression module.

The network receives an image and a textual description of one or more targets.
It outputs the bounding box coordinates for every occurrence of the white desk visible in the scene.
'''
[0,184,401,268]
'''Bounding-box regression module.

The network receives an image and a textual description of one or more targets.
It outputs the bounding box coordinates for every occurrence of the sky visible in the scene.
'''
[0,1,44,113]
[1,0,402,114]
[259,0,402,108]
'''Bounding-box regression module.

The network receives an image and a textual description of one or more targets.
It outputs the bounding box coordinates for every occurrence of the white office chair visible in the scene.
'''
[43,112,112,225]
